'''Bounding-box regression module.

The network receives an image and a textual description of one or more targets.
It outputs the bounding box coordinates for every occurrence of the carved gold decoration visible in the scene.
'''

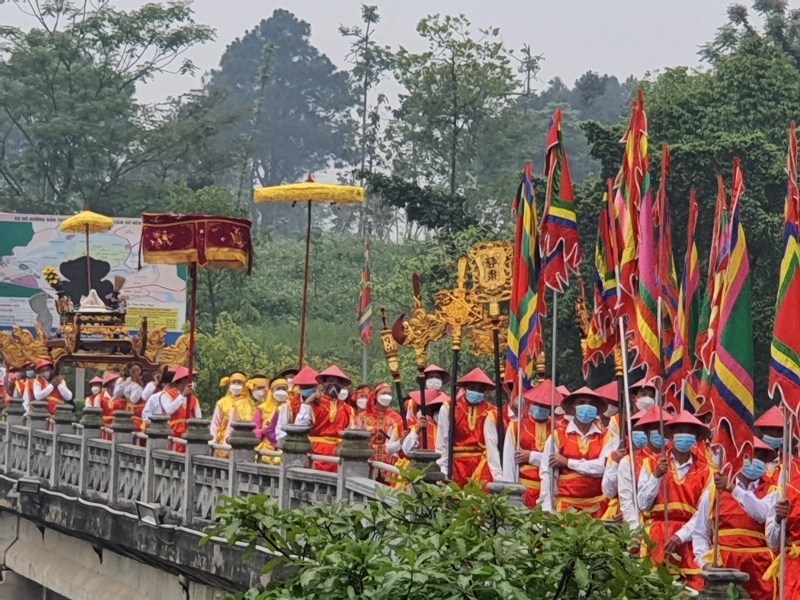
[379,307,402,382]
[536,352,547,379]
[467,241,513,308]
[0,325,50,367]
[468,312,509,358]
[576,281,591,357]
[435,258,482,352]
[141,327,167,362]
[614,346,624,378]
[80,325,129,340]
[159,334,190,367]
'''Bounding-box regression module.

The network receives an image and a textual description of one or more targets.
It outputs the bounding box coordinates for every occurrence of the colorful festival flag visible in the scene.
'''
[707,159,755,471]
[665,190,702,411]
[507,163,543,383]
[540,108,581,294]
[358,236,374,345]
[769,124,800,415]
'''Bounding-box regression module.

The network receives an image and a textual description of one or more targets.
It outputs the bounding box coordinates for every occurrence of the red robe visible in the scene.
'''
[307,395,354,473]
[451,401,497,489]
[164,388,200,453]
[509,417,549,508]
[710,482,774,600]
[641,447,712,590]
[36,376,65,415]
[361,405,403,465]
[551,423,607,517]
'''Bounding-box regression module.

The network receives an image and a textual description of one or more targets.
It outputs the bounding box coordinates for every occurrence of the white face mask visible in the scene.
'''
[272,389,288,403]
[252,389,266,401]
[229,383,244,396]
[287,378,294,387]
[356,398,368,410]
[605,405,619,418]
[377,394,392,407]
[426,377,443,391]
[338,388,350,401]
[91,385,101,395]
[635,396,655,412]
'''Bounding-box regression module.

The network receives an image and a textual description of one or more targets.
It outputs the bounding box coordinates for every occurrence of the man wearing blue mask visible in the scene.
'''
[438,367,502,488]
[276,366,318,447]
[602,405,671,531]
[754,405,785,487]
[539,387,614,517]
[693,436,778,600]
[502,379,563,508]
[637,410,712,591]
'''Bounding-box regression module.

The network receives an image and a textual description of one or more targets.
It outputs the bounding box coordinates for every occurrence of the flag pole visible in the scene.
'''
[515,367,523,483]
[548,291,559,508]
[654,295,669,537]
[617,315,638,519]
[780,405,791,600]
[712,446,723,568]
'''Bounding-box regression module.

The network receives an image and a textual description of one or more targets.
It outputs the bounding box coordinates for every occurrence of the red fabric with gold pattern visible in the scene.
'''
[452,400,497,488]
[512,417,550,508]
[307,395,354,473]
[36,375,64,416]
[141,214,253,272]
[552,422,607,517]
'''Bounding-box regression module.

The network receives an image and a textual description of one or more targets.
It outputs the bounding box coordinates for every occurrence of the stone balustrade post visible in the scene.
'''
[144,415,171,503]
[182,419,212,525]
[79,407,103,495]
[699,568,750,599]
[336,428,373,500]
[26,401,49,477]
[278,425,311,510]
[51,404,75,487]
[407,450,446,484]
[4,397,25,470]
[109,411,137,506]
[227,421,258,497]
[486,481,528,508]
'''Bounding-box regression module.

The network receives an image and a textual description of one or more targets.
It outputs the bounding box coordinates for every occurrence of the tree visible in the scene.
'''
[389,14,517,196]
[207,475,684,599]
[0,0,216,215]
[207,9,354,234]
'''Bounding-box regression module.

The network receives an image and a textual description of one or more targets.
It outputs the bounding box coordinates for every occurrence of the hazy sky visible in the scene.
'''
[0,0,742,103]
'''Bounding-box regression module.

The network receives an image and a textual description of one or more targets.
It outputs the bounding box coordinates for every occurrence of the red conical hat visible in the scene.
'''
[88,376,103,385]
[523,379,563,407]
[424,364,451,384]
[316,365,352,386]
[753,436,774,453]
[754,405,784,429]
[35,359,54,371]
[665,410,710,434]
[630,407,650,423]
[561,387,608,413]
[633,405,674,427]
[556,385,570,396]
[457,367,494,387]
[173,366,191,382]
[102,371,121,386]
[630,377,658,393]
[292,366,319,387]
[594,381,619,404]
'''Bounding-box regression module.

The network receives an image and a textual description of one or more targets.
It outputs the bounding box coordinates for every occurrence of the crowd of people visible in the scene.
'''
[5,359,800,597]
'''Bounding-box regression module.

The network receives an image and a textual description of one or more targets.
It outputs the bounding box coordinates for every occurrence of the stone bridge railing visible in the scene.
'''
[0,398,451,528]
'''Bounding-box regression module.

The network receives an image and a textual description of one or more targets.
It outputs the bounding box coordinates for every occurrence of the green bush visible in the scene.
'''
[206,474,685,600]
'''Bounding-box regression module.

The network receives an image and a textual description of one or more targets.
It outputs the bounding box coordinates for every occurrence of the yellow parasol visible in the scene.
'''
[59,209,115,295]
[254,175,365,367]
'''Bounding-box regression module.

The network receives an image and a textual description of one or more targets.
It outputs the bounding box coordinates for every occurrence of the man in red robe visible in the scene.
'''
[27,359,73,415]
[437,367,502,488]
[153,366,201,452]
[275,366,317,447]
[294,365,354,473]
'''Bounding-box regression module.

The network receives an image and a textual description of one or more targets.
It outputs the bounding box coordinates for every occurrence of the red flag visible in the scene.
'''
[358,236,373,345]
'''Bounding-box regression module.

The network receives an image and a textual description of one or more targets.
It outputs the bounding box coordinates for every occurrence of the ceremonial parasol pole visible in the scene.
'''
[254,176,365,369]
[780,405,792,600]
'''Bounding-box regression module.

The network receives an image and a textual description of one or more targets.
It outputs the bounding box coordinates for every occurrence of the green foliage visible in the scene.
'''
[206,474,684,600]
[0,0,216,214]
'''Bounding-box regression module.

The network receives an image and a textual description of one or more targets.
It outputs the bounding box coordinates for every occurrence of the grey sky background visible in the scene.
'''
[0,0,744,104]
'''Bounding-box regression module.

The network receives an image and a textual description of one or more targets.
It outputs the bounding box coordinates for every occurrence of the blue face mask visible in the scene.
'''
[762,435,783,450]
[465,390,484,405]
[672,433,697,453]
[649,431,664,449]
[25,370,35,379]
[300,388,315,399]
[742,458,766,481]
[574,404,597,424]
[632,431,648,449]
[530,405,550,421]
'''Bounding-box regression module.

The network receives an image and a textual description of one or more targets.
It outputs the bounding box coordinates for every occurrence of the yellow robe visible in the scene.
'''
[256,397,281,465]
[212,394,238,458]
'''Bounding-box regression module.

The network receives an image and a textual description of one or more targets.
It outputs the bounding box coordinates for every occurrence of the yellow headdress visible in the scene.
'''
[220,372,247,387]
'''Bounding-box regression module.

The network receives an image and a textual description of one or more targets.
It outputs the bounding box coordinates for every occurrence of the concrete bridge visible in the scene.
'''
[0,398,457,600]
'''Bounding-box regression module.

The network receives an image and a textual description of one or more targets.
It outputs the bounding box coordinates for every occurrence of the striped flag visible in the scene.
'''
[770,124,800,414]
[655,145,679,335]
[507,163,543,383]
[358,236,373,345]
[708,159,755,471]
[540,108,582,294]
[583,180,619,376]
[666,190,702,411]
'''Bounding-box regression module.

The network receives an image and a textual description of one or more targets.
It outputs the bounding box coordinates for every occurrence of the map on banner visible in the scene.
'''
[0,213,186,336]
